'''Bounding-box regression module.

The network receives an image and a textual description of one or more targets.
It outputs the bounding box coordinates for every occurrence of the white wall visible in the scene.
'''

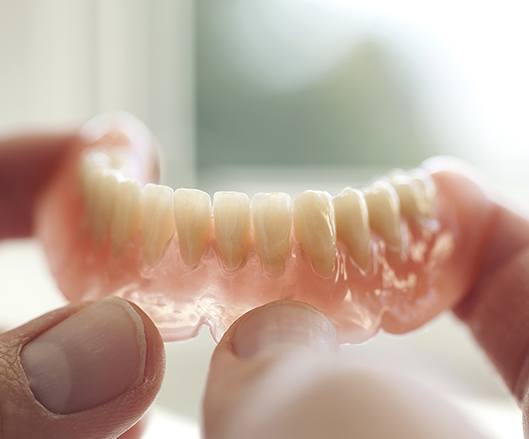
[0,0,194,185]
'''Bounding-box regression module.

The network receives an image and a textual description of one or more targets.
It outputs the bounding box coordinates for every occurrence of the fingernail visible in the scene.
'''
[232,301,337,358]
[21,298,146,414]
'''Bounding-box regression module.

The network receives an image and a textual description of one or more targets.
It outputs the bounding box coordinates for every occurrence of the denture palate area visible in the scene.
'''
[69,137,449,339]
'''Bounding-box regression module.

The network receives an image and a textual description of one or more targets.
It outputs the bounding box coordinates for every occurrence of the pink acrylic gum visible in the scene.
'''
[35,115,496,343]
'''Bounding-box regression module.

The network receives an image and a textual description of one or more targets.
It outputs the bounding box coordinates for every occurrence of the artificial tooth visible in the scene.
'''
[80,158,100,222]
[213,191,250,271]
[141,183,175,265]
[111,178,142,253]
[173,188,212,267]
[252,192,293,275]
[389,173,421,218]
[91,171,120,242]
[333,188,371,270]
[293,191,336,277]
[390,170,436,218]
[409,169,436,217]
[363,180,401,249]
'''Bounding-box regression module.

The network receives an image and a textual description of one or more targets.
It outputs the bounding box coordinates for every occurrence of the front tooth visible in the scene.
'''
[363,180,401,249]
[252,192,292,275]
[91,171,120,242]
[293,191,336,277]
[174,188,212,267]
[141,183,175,265]
[111,178,142,253]
[213,191,250,271]
[333,188,371,270]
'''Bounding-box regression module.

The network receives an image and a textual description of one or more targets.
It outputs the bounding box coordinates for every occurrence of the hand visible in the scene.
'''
[1,128,528,438]
[201,165,529,438]
[0,133,164,438]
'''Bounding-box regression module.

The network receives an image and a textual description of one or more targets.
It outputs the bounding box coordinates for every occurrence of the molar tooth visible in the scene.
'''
[91,171,120,242]
[389,173,421,218]
[141,183,175,265]
[173,188,212,267]
[390,170,436,218]
[111,178,142,253]
[213,191,250,271]
[80,158,100,225]
[293,191,336,277]
[409,169,436,217]
[363,180,401,249]
[333,188,371,270]
[252,192,292,275]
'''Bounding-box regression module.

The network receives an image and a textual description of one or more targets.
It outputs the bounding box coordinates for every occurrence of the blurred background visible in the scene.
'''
[1,0,528,437]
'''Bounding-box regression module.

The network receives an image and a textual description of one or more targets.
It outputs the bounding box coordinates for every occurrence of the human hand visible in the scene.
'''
[0,133,165,438]
[1,127,527,438]
[201,161,529,438]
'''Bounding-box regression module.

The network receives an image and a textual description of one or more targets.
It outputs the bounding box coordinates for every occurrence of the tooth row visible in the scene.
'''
[80,155,435,275]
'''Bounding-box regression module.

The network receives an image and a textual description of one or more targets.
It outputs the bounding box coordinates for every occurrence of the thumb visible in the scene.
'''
[0,297,164,439]
[202,300,337,439]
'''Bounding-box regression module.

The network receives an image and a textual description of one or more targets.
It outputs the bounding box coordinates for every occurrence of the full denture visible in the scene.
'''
[35,114,494,343]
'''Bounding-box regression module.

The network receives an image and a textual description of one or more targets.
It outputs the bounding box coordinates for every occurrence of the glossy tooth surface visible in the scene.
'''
[390,170,436,218]
[363,180,402,249]
[111,178,142,253]
[293,191,336,277]
[409,169,436,217]
[252,192,293,275]
[173,188,212,267]
[91,171,120,242]
[141,183,175,265]
[213,191,250,271]
[333,188,371,270]
[80,159,100,225]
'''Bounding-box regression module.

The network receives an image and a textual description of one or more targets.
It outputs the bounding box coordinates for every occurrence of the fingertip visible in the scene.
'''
[127,300,166,389]
[229,300,337,358]
[0,299,165,438]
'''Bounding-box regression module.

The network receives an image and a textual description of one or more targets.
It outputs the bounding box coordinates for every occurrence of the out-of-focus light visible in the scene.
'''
[220,0,529,191]
[223,0,362,92]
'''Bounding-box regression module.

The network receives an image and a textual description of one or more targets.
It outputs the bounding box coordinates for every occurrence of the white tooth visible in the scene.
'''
[91,171,120,242]
[333,188,371,270]
[363,180,401,249]
[111,178,142,253]
[80,157,100,225]
[409,169,436,217]
[80,152,120,232]
[174,188,212,267]
[293,191,336,277]
[213,191,250,271]
[141,183,175,265]
[389,173,421,218]
[390,170,436,218]
[252,192,292,275]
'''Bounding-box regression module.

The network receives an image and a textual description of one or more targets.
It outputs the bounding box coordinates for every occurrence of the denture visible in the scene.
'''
[35,114,494,343]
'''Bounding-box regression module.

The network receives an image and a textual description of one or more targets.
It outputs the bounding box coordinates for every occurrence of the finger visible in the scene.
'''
[203,301,483,439]
[203,300,337,438]
[0,297,165,439]
[0,132,77,239]
[424,159,529,429]
[118,417,148,439]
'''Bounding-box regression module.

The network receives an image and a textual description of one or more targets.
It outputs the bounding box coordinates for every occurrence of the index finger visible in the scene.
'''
[430,159,529,411]
[0,132,77,239]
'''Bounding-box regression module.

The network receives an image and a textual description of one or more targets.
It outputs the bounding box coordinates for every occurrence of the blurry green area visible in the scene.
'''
[196,0,439,170]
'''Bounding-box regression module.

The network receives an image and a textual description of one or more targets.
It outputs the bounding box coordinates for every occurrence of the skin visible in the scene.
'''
[1,127,529,438]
